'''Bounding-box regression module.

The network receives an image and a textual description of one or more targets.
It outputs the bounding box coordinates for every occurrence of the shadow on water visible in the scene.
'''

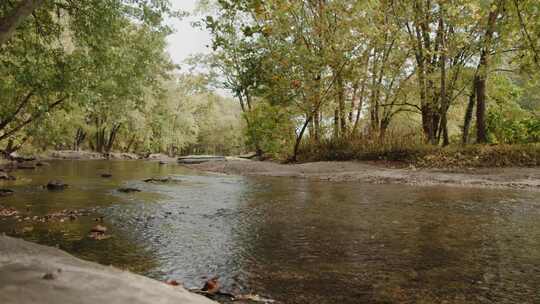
[1,160,539,303]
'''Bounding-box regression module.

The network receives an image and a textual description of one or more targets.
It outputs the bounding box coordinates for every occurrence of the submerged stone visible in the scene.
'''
[46,180,68,190]
[0,189,14,197]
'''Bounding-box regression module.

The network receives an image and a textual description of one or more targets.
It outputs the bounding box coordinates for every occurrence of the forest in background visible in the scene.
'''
[1,0,540,165]
[0,0,244,157]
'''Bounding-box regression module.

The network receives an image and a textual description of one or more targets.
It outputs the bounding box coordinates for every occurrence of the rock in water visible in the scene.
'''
[0,172,16,180]
[46,180,68,190]
[143,177,175,183]
[101,173,112,178]
[118,188,141,193]
[0,189,14,197]
[91,224,107,234]
[89,224,110,241]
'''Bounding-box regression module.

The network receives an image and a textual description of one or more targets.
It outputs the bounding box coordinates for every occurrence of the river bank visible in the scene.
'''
[0,235,216,304]
[186,160,540,191]
[2,150,538,191]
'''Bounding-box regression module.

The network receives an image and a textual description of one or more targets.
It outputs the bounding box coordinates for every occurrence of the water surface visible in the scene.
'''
[1,160,539,303]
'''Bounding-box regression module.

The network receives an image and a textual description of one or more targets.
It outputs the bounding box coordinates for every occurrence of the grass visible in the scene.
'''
[297,135,540,168]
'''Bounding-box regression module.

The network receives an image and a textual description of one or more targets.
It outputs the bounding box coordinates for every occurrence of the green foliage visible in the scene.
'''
[487,111,540,144]
[0,0,176,152]
[486,75,539,144]
[245,102,295,158]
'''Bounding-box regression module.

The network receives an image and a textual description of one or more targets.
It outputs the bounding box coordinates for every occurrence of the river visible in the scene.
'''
[1,160,539,303]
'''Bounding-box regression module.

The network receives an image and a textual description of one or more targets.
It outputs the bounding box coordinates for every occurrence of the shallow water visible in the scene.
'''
[1,160,539,303]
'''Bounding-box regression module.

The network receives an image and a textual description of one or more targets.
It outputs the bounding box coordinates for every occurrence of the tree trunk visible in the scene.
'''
[441,114,449,146]
[438,7,448,146]
[351,56,369,136]
[105,123,121,153]
[333,108,339,139]
[379,118,390,141]
[291,114,313,162]
[462,90,476,144]
[73,127,86,151]
[125,135,136,152]
[314,110,320,142]
[475,74,488,143]
[0,0,44,46]
[475,2,501,144]
[337,75,346,136]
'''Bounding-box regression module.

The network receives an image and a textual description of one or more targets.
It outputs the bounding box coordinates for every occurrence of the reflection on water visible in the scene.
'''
[1,160,539,303]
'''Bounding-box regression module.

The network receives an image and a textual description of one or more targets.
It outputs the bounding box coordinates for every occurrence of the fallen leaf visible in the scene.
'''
[166,279,182,286]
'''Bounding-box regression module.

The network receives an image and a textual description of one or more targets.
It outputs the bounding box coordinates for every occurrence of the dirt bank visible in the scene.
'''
[0,235,216,304]
[186,160,540,191]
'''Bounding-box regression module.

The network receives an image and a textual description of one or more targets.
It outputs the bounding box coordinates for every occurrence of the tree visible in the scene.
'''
[0,0,175,150]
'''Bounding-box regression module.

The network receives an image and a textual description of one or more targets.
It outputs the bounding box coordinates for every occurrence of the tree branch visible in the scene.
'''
[0,0,45,46]
[0,91,34,131]
[0,97,67,142]
[513,0,540,68]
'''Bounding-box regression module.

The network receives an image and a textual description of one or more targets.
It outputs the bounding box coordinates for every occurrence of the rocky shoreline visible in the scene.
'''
[2,151,538,191]
[185,160,540,191]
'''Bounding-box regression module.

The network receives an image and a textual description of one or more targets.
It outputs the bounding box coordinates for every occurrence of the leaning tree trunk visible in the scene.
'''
[125,135,136,152]
[0,0,44,46]
[104,123,122,153]
[291,114,313,162]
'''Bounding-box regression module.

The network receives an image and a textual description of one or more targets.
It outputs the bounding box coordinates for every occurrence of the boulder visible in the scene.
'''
[238,152,258,159]
[0,189,14,197]
[0,172,16,181]
[46,180,68,191]
[0,235,217,304]
[90,224,107,234]
[143,177,175,183]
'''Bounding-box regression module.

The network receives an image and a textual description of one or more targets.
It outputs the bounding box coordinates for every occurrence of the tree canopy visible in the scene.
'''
[199,0,540,160]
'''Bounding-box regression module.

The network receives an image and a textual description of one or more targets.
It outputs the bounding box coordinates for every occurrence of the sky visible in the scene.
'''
[166,0,212,66]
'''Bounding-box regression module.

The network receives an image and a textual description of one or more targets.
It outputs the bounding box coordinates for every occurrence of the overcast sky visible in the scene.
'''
[166,0,211,66]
